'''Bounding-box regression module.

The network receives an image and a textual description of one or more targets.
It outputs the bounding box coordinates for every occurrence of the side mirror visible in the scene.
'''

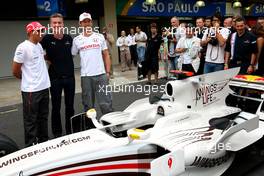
[86,109,103,128]
[86,108,97,119]
[127,128,150,142]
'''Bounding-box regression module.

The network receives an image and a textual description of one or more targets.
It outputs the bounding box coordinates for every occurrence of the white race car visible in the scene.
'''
[0,68,264,176]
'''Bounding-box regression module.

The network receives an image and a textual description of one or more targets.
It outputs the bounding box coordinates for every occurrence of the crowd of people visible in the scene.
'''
[116,14,263,80]
[11,12,264,147]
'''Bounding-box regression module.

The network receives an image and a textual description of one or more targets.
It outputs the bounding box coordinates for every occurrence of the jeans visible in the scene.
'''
[81,74,113,115]
[137,46,146,63]
[204,62,224,74]
[169,56,179,71]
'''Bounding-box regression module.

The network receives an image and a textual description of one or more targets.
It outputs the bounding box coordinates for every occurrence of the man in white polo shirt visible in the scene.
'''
[12,21,50,147]
[72,12,113,118]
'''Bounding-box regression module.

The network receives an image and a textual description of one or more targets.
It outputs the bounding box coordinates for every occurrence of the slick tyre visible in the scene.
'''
[0,133,19,157]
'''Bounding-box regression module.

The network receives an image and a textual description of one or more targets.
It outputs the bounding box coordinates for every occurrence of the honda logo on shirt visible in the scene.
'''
[80,44,100,50]
[93,38,99,43]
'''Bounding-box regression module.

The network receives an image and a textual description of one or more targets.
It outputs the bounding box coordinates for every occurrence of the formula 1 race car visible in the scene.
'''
[0,68,264,176]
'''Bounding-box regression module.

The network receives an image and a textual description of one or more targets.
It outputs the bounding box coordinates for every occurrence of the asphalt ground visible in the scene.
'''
[0,80,264,175]
[0,81,159,148]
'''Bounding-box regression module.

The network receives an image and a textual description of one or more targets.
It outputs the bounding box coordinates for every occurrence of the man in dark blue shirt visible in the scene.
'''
[41,13,75,137]
[145,23,162,84]
[224,17,257,74]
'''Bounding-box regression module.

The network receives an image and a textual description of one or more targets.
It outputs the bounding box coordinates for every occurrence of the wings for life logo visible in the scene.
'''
[195,80,228,106]
[196,84,217,105]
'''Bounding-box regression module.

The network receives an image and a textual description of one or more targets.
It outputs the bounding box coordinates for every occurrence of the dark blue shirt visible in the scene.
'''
[41,34,74,80]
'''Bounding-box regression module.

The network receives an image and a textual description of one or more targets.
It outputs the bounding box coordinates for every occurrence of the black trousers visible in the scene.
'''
[50,77,75,136]
[22,88,49,147]
[129,45,138,66]
[230,60,250,74]
[197,53,205,75]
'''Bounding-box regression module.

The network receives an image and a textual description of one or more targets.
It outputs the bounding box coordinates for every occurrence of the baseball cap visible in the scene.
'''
[26,21,46,33]
[79,12,92,22]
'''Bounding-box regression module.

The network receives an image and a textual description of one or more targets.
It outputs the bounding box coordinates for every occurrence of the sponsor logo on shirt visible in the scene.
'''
[244,40,250,44]
[65,41,71,45]
[16,51,23,56]
[80,43,100,50]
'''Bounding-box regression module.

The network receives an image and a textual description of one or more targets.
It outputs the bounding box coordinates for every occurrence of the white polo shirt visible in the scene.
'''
[72,33,107,76]
[116,36,131,51]
[13,40,50,92]
[127,34,136,46]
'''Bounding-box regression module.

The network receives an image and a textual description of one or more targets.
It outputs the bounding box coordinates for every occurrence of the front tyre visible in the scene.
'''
[0,133,19,157]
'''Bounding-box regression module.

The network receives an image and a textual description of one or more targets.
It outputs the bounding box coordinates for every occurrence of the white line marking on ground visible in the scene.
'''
[0,109,18,115]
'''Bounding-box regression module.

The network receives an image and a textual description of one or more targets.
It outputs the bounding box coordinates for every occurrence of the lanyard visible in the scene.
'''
[185,38,193,49]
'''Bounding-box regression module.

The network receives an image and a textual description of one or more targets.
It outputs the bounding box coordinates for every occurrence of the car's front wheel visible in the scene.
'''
[0,133,19,157]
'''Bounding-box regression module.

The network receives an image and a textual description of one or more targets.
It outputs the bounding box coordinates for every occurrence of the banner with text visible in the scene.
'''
[117,0,226,17]
[36,0,66,17]
[244,3,264,17]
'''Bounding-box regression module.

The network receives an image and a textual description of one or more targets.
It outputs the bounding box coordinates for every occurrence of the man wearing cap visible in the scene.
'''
[41,13,75,137]
[12,21,50,147]
[72,12,113,118]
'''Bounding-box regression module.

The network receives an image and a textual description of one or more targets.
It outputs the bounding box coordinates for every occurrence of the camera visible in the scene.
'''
[208,30,218,46]
[208,37,218,46]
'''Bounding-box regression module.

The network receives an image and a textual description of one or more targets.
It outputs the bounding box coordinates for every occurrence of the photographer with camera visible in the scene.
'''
[202,13,230,73]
